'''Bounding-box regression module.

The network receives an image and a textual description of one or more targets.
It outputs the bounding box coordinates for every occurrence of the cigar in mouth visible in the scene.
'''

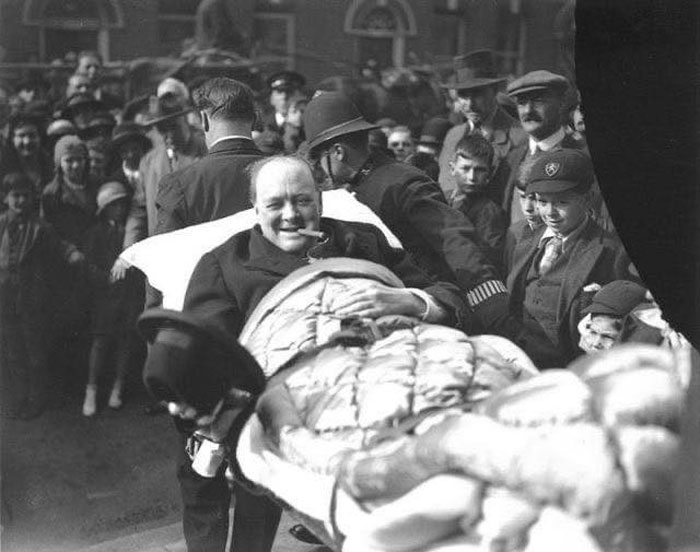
[297,228,326,239]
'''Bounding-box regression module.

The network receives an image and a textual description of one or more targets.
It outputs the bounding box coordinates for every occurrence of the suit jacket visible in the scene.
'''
[351,152,502,293]
[452,193,507,275]
[506,218,633,366]
[154,137,263,236]
[438,107,526,202]
[503,219,542,277]
[183,218,467,338]
[501,132,587,224]
[123,130,206,248]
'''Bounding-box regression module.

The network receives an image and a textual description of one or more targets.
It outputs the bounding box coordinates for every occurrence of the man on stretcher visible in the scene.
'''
[139,154,682,552]
[140,154,470,552]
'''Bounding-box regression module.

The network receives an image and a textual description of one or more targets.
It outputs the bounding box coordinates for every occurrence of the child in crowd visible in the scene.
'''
[503,158,544,274]
[82,181,143,416]
[577,280,648,353]
[387,125,415,162]
[0,172,83,419]
[449,133,507,271]
[506,149,634,369]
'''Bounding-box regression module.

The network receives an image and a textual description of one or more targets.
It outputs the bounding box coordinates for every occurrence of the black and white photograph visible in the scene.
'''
[0,0,697,551]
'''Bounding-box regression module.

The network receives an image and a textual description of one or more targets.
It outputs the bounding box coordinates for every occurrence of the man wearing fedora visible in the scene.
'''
[122,92,206,250]
[108,121,152,193]
[501,69,588,226]
[303,92,521,338]
[437,50,526,204]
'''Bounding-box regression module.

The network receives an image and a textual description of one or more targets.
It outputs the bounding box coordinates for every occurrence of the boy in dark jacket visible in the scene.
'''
[506,149,634,369]
[0,172,83,419]
[449,133,507,272]
[82,181,143,416]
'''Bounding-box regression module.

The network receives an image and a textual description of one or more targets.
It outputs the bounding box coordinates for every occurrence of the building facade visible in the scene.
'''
[0,0,575,86]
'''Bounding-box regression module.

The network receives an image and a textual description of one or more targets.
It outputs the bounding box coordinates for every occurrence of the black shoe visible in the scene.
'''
[289,524,323,544]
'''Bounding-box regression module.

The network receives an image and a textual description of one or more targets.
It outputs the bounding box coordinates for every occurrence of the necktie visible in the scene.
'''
[539,235,563,275]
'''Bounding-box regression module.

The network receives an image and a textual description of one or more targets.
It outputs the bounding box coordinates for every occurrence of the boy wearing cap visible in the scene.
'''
[0,172,83,419]
[502,69,587,225]
[506,149,634,369]
[577,280,649,354]
[82,181,143,416]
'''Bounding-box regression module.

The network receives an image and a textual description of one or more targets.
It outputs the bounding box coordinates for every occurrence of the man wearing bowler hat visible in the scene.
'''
[501,69,588,226]
[438,50,526,203]
[506,148,634,369]
[303,91,523,338]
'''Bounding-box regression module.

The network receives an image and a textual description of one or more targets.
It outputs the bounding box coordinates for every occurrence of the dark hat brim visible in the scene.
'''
[307,117,379,152]
[416,137,441,146]
[507,84,567,97]
[440,76,507,91]
[582,303,624,317]
[111,131,152,151]
[61,98,106,119]
[143,108,193,128]
[138,308,266,396]
[526,179,587,194]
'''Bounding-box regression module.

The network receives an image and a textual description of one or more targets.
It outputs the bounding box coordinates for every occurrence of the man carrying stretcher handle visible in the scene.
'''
[141,154,468,552]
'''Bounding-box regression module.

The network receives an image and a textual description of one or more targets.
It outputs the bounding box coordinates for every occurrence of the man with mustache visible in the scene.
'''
[501,70,587,226]
[437,50,526,204]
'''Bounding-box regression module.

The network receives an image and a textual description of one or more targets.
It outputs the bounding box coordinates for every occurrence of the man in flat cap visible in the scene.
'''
[304,91,523,339]
[501,69,587,226]
[506,149,634,369]
[438,50,526,204]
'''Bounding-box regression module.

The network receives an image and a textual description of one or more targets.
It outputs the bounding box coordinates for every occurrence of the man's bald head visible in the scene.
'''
[248,155,319,204]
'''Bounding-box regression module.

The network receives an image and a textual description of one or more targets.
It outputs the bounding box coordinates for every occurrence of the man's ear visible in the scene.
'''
[331,143,345,161]
[200,111,209,133]
[449,160,456,175]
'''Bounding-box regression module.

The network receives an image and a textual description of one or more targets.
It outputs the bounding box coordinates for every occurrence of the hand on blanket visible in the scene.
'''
[110,256,131,282]
[333,283,426,319]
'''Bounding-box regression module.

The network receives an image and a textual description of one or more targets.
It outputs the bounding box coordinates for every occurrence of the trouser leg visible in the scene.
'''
[230,482,282,552]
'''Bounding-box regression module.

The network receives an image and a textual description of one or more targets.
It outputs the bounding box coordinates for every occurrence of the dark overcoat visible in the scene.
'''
[154,137,263,235]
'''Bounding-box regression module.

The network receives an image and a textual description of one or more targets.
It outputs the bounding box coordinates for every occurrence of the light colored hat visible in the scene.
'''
[96,181,130,214]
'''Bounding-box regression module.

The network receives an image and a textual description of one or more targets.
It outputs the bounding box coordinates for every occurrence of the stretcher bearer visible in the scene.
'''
[303,92,522,339]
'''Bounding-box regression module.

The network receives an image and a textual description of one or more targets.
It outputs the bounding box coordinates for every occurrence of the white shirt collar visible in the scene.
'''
[529,127,566,155]
[538,215,589,251]
[275,112,286,127]
[208,135,252,149]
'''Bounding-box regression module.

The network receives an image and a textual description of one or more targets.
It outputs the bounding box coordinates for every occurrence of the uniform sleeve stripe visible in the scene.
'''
[467,280,508,308]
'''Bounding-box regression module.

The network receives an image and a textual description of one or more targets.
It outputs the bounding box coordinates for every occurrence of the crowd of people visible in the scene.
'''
[0,44,682,550]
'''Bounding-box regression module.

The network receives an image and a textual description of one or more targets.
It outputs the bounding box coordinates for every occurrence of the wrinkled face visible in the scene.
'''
[4,189,33,215]
[60,153,86,183]
[455,86,497,125]
[515,90,563,140]
[451,154,490,195]
[516,188,542,226]
[254,160,321,254]
[580,314,622,353]
[536,189,589,236]
[89,149,107,181]
[387,129,415,162]
[13,123,40,158]
[77,56,101,82]
[118,140,144,168]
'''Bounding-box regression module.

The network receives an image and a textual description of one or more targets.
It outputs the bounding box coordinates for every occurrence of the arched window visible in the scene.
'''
[344,0,416,68]
[23,0,124,62]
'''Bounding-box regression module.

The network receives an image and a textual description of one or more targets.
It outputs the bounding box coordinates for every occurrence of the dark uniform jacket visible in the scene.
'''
[506,218,633,368]
[184,218,468,338]
[349,152,502,294]
[452,193,507,275]
[154,137,263,236]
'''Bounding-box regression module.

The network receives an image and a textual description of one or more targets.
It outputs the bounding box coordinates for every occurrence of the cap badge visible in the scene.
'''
[545,162,561,177]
